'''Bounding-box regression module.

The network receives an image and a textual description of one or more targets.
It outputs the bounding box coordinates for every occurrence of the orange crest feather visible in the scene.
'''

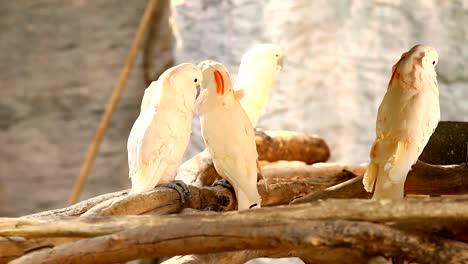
[214,70,224,95]
[388,55,405,87]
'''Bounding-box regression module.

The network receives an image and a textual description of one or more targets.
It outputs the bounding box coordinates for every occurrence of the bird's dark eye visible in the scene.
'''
[275,54,279,57]
[432,61,436,65]
[194,78,198,82]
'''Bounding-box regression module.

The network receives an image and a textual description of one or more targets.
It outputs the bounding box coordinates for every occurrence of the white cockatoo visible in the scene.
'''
[234,44,283,127]
[127,63,202,195]
[196,60,262,210]
[363,45,440,199]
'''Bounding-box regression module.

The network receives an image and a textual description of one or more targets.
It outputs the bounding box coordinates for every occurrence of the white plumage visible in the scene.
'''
[127,63,202,194]
[363,45,440,199]
[197,60,262,210]
[234,44,283,126]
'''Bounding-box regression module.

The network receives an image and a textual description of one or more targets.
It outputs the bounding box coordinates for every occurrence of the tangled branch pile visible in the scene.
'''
[1,127,467,264]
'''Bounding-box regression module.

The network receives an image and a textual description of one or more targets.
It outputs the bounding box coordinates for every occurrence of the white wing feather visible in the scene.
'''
[127,81,176,194]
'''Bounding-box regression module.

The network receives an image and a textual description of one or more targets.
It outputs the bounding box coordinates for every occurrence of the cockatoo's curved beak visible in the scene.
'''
[195,84,201,99]
[277,56,283,72]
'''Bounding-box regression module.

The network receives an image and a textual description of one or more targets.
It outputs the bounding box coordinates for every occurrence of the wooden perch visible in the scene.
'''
[406,161,468,195]
[261,161,367,179]
[255,130,330,163]
[163,247,370,264]
[26,163,356,219]
[26,159,468,219]
[291,161,468,203]
[77,170,355,217]
[6,197,468,264]
[419,121,468,165]
[27,190,128,219]
[176,131,330,186]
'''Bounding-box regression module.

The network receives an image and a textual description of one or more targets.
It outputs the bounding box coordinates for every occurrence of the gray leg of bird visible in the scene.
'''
[465,142,468,167]
[256,160,264,181]
[212,178,233,190]
[257,159,268,192]
[254,127,272,140]
[392,257,405,264]
[158,180,192,205]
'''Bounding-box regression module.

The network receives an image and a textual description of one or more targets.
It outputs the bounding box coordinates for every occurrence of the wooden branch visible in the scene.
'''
[419,121,468,165]
[406,161,468,195]
[7,197,468,264]
[291,161,468,203]
[26,161,355,219]
[0,237,82,264]
[26,190,128,219]
[25,159,468,219]
[176,131,330,186]
[175,150,218,187]
[80,170,354,217]
[255,130,330,163]
[261,161,367,179]
[162,247,369,264]
[290,174,370,204]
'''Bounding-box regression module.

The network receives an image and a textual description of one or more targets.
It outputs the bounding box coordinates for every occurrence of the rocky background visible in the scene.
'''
[1,0,467,223]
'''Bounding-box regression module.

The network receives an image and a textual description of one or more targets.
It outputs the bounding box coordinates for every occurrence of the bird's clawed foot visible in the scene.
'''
[159,180,192,205]
[254,128,272,140]
[212,178,233,190]
[249,203,259,209]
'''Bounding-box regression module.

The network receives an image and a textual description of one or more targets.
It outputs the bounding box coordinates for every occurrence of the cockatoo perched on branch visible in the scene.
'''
[196,60,262,210]
[363,45,440,199]
[127,63,202,200]
[234,44,283,127]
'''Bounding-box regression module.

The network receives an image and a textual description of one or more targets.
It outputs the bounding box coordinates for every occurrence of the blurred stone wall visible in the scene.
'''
[0,0,157,216]
[174,0,468,164]
[1,0,467,219]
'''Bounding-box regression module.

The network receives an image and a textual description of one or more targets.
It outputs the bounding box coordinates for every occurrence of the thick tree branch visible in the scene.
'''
[0,237,83,264]
[6,197,468,264]
[26,191,128,219]
[406,161,468,195]
[255,130,330,163]
[177,131,330,186]
[292,161,468,203]
[162,247,370,264]
[419,121,468,165]
[261,162,367,179]
[80,170,354,217]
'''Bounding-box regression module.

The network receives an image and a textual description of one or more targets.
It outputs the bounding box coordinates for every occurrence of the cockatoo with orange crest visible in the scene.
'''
[363,45,440,199]
[127,63,202,200]
[234,44,283,127]
[196,60,262,210]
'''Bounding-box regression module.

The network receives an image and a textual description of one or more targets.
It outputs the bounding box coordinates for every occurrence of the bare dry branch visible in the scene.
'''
[255,130,330,163]
[0,237,82,264]
[80,169,354,217]
[162,247,370,264]
[6,197,468,264]
[262,161,367,179]
[406,161,468,195]
[419,121,468,165]
[292,161,468,203]
[26,190,128,219]
[177,131,331,186]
